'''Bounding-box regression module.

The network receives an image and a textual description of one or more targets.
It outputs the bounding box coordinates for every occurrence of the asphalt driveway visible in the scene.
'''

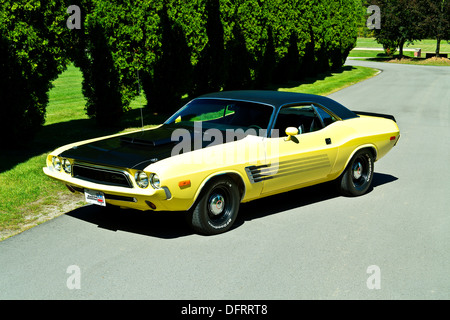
[1,59,449,300]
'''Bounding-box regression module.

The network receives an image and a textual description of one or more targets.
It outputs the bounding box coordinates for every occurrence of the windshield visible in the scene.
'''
[165,98,274,132]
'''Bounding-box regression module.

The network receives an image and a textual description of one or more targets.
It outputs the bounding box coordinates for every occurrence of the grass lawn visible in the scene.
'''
[0,63,380,240]
[356,37,450,53]
[349,38,450,66]
[351,38,450,66]
[277,65,379,95]
[349,49,415,58]
[0,64,157,240]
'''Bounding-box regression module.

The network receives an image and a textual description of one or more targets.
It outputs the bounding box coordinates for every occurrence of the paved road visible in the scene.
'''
[1,60,449,300]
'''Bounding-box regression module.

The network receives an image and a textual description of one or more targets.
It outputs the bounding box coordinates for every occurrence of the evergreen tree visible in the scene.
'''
[0,0,69,146]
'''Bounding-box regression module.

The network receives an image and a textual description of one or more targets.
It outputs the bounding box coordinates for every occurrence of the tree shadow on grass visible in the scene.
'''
[2,118,108,174]
[266,65,357,91]
[1,108,170,174]
[65,172,397,239]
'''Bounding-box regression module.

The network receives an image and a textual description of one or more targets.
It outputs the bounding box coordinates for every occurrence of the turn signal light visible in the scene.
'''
[145,200,156,210]
[178,180,191,188]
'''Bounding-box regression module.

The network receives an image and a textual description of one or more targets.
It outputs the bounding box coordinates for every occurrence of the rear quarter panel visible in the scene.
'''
[329,115,400,179]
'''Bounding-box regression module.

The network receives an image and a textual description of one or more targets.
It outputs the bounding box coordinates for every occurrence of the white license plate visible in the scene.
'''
[84,189,106,207]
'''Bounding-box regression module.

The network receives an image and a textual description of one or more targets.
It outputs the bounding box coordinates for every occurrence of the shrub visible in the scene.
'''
[0,0,68,146]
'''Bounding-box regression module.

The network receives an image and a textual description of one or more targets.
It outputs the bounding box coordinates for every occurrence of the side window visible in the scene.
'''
[274,105,323,135]
[314,105,338,127]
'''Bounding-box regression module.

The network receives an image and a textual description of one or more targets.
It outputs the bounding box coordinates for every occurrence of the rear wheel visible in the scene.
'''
[186,176,240,235]
[337,149,374,197]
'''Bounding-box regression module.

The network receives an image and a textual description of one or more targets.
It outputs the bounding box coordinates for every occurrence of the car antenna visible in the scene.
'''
[137,67,144,132]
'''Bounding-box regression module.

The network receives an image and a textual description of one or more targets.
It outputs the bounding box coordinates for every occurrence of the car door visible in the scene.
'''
[258,104,339,195]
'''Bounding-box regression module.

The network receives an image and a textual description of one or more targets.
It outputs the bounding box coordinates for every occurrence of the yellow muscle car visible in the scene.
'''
[43,90,400,235]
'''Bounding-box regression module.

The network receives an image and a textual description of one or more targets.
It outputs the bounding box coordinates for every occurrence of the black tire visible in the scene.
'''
[337,149,374,197]
[186,176,240,235]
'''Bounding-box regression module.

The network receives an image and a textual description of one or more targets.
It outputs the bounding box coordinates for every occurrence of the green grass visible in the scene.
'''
[356,37,450,53]
[0,154,63,226]
[0,63,380,240]
[277,65,379,95]
[349,50,450,66]
[0,64,157,240]
[44,64,88,125]
[350,38,450,66]
[349,49,415,58]
[351,38,450,66]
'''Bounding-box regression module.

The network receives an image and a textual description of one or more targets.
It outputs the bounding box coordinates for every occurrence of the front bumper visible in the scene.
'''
[43,166,170,211]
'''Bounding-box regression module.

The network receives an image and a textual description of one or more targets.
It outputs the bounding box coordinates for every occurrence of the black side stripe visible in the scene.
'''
[245,154,330,183]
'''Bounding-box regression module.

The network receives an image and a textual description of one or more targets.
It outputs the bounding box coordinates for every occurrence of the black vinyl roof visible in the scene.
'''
[199,90,358,120]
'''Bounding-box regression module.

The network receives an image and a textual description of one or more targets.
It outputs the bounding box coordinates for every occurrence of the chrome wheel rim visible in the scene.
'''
[206,185,234,227]
[209,194,225,216]
[352,161,363,180]
[351,154,372,190]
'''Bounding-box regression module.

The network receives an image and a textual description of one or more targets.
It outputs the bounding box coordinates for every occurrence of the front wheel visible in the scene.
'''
[337,149,374,197]
[186,176,240,235]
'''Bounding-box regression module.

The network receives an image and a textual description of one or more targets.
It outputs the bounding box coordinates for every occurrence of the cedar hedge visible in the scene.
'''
[1,0,363,144]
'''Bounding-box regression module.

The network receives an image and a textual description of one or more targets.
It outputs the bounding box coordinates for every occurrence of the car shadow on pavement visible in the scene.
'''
[66,206,192,239]
[235,172,398,227]
[66,172,397,239]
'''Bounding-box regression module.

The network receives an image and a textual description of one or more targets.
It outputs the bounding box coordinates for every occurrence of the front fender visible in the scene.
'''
[188,170,248,211]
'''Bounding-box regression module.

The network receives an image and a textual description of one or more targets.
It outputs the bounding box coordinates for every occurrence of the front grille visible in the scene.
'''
[72,164,133,188]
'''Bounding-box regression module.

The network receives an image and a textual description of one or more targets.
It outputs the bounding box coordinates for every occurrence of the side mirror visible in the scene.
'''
[285,127,299,141]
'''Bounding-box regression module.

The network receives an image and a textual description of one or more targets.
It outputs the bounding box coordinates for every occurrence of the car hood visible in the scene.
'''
[58,124,235,170]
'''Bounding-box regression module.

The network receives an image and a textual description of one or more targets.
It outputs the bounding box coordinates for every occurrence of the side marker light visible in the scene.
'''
[178,180,191,188]
[145,201,157,210]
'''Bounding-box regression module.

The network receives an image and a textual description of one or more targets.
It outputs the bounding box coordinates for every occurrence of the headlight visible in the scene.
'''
[135,171,149,189]
[150,174,161,189]
[52,156,61,171]
[62,159,72,174]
